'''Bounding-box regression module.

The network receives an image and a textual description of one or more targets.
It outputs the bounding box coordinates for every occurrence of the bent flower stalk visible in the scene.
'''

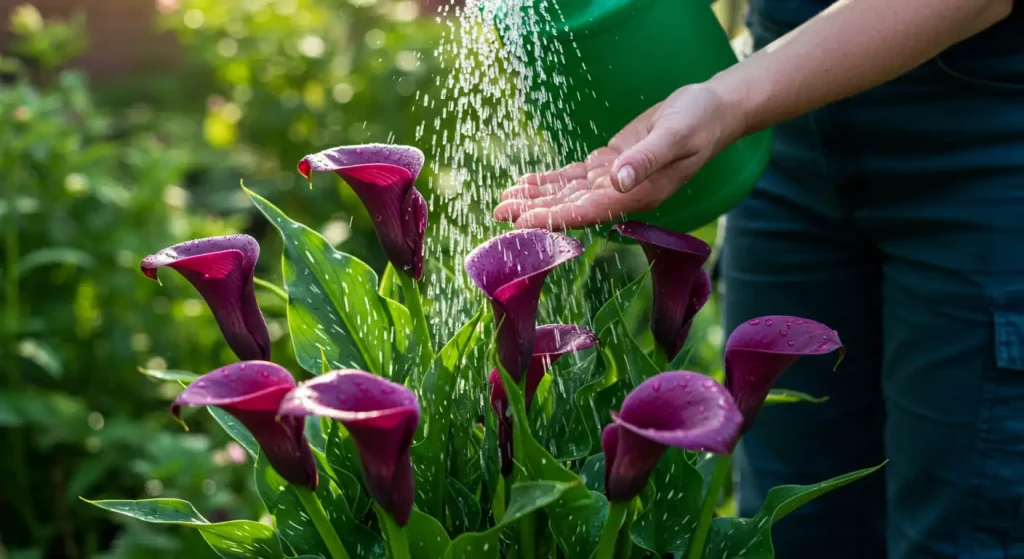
[298,144,428,280]
[141,235,271,361]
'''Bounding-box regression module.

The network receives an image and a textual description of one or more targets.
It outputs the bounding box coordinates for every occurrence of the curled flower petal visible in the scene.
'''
[466,230,584,379]
[604,371,742,502]
[172,362,316,490]
[487,323,597,477]
[298,144,427,279]
[613,221,711,361]
[278,370,420,526]
[725,316,844,432]
[141,235,270,361]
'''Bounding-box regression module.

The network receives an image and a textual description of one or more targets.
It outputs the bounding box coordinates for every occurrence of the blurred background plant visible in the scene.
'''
[0,0,745,556]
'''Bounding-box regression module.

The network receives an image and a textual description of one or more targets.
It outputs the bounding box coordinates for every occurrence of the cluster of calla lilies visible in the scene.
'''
[135,143,846,557]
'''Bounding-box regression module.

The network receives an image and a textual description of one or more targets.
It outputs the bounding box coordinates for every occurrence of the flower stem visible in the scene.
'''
[293,487,350,559]
[519,513,536,559]
[376,505,412,559]
[397,271,433,354]
[595,500,629,559]
[687,454,732,559]
[254,276,288,303]
[492,475,506,523]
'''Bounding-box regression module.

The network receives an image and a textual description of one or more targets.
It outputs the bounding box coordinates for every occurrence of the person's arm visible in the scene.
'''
[495,0,1014,230]
[711,0,1013,142]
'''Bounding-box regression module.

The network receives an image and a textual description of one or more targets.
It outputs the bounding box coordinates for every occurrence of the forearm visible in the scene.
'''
[710,0,1014,137]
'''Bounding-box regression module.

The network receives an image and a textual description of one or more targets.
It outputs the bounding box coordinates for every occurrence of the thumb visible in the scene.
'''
[610,124,687,193]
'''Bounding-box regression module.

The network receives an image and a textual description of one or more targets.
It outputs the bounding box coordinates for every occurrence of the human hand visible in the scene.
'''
[494,82,746,230]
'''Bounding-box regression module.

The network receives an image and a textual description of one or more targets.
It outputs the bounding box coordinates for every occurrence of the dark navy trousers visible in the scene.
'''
[722,8,1024,558]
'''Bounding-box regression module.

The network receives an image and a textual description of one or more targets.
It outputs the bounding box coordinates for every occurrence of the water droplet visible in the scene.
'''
[747,319,760,326]
[779,329,788,337]
[765,318,774,326]
[787,340,796,347]
[650,381,661,393]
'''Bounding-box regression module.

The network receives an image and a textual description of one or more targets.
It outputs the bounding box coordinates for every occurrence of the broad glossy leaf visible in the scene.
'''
[382,295,426,384]
[85,498,283,559]
[764,389,828,407]
[594,271,659,387]
[405,509,451,559]
[444,481,573,559]
[445,476,481,536]
[412,309,483,518]
[534,353,599,461]
[324,423,371,517]
[630,448,704,555]
[704,463,886,558]
[17,246,94,277]
[246,187,393,377]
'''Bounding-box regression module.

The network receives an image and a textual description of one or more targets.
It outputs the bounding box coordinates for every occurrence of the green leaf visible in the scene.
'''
[207,407,259,459]
[138,366,199,384]
[381,295,426,384]
[704,463,886,558]
[412,308,483,518]
[324,424,371,517]
[246,186,393,377]
[444,481,573,558]
[16,338,63,378]
[501,370,603,559]
[405,509,452,559]
[630,448,704,554]
[764,389,829,406]
[445,476,481,536]
[84,498,284,559]
[534,353,598,461]
[594,269,659,387]
[580,453,605,493]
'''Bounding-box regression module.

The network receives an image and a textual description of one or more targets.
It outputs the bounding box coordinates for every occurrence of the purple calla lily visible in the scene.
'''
[725,316,844,433]
[466,230,584,379]
[141,235,270,361]
[172,362,317,490]
[298,144,428,280]
[488,324,597,476]
[277,370,419,526]
[613,221,712,361]
[603,371,743,502]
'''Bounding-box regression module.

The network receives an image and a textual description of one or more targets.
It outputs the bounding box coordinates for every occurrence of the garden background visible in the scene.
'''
[0,1,748,557]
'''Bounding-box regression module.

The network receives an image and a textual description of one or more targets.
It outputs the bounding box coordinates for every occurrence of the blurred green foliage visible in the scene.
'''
[0,0,727,556]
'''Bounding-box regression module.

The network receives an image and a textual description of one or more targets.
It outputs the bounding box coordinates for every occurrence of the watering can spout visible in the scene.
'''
[524,0,772,233]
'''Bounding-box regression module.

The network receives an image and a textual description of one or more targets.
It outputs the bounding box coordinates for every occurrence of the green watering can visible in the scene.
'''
[521,0,772,233]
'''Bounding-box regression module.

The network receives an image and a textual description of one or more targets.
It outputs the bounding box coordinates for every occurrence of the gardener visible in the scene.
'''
[494,1,1023,557]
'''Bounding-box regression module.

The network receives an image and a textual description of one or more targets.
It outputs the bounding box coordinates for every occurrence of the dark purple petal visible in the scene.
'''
[141,235,270,361]
[298,144,427,280]
[465,230,584,380]
[604,371,743,502]
[488,369,515,478]
[613,221,711,361]
[172,362,317,490]
[725,316,844,433]
[524,324,598,407]
[277,370,420,526]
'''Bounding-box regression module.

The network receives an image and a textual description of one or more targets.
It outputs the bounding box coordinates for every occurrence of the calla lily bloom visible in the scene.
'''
[466,230,584,379]
[725,316,844,433]
[278,370,420,526]
[142,235,271,361]
[613,221,712,361]
[488,324,597,476]
[172,362,317,490]
[298,144,428,280]
[603,371,742,502]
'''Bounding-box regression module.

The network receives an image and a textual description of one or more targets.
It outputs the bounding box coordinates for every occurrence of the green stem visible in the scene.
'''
[397,271,433,354]
[616,498,638,558]
[687,454,732,559]
[294,487,350,559]
[253,276,288,303]
[595,500,629,559]
[376,505,411,559]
